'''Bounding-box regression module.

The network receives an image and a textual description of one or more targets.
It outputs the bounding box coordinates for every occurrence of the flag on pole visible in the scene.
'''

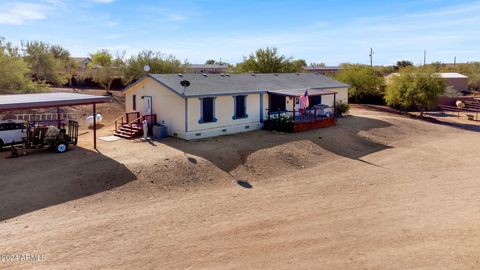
[299,90,309,109]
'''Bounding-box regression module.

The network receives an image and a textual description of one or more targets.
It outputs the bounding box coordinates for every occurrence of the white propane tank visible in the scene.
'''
[86,114,103,126]
[456,100,465,108]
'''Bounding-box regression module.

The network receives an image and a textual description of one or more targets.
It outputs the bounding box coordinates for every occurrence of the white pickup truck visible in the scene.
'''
[0,120,27,150]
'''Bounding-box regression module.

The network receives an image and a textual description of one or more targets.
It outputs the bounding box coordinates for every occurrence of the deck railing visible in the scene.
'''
[266,106,335,123]
[114,112,140,132]
[265,106,336,132]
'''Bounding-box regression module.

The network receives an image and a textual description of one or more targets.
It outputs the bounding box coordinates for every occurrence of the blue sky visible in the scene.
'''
[1,0,480,65]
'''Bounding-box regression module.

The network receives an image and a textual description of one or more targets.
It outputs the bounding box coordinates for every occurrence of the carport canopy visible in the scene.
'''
[0,92,110,149]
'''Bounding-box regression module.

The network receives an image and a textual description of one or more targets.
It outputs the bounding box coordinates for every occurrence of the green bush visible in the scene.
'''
[385,66,446,117]
[335,64,385,103]
[264,114,294,132]
[335,101,350,117]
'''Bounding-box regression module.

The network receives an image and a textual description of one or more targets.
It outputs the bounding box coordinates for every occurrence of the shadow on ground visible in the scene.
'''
[423,112,480,132]
[162,115,393,173]
[0,147,136,221]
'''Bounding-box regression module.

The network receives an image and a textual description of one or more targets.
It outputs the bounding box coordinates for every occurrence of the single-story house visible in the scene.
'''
[121,73,349,140]
[385,72,469,94]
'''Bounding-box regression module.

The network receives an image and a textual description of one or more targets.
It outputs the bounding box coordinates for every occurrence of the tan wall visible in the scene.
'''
[187,93,261,132]
[333,87,349,103]
[385,74,469,93]
[125,77,185,134]
[445,78,469,92]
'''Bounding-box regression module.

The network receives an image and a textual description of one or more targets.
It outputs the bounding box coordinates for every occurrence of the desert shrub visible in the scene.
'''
[264,114,294,132]
[335,101,350,117]
[385,67,445,117]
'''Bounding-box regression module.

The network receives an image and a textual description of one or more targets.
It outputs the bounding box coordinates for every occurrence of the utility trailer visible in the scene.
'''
[7,120,79,156]
[23,120,79,153]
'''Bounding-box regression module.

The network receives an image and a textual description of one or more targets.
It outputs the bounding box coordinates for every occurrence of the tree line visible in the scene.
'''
[2,37,480,115]
[0,38,308,94]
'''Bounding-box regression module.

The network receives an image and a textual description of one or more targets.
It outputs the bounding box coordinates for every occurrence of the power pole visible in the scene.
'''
[424,50,427,65]
[369,48,374,67]
[454,56,457,68]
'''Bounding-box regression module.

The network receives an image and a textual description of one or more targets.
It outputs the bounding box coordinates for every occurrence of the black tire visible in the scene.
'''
[54,141,69,153]
[0,139,4,152]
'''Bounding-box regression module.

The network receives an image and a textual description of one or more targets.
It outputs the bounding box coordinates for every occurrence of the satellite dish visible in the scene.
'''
[180,80,190,87]
[143,65,151,72]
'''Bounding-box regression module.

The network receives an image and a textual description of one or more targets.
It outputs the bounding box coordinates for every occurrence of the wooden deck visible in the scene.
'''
[293,117,336,132]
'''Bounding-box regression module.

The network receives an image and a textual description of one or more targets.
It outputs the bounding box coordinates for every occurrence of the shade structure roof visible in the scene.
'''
[268,89,337,97]
[0,92,110,111]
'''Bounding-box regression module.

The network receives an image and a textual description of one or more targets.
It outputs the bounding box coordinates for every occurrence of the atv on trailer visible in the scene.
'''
[22,120,79,153]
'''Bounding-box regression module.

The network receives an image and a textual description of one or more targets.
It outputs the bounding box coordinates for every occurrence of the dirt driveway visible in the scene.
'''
[1,108,480,269]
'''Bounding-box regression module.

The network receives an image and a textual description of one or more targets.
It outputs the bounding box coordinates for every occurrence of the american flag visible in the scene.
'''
[299,90,309,109]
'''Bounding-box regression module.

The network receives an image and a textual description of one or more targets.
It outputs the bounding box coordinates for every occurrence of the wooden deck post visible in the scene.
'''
[292,96,296,123]
[333,93,337,118]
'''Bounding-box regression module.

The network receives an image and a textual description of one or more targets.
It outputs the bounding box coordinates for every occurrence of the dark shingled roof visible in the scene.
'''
[139,73,348,97]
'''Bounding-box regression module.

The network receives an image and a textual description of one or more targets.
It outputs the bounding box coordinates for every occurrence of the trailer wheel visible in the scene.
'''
[0,139,4,152]
[54,141,69,153]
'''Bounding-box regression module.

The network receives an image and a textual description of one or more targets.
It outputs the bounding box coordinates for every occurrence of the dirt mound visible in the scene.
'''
[123,154,236,193]
[231,140,333,181]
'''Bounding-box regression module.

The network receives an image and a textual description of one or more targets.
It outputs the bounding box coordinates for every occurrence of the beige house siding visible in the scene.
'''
[125,77,185,136]
[333,87,349,103]
[184,93,262,139]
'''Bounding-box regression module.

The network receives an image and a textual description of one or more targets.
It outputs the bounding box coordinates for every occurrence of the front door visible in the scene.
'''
[144,96,152,115]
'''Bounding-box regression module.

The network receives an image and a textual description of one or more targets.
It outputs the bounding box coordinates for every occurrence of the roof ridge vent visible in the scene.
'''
[225,73,230,77]
[251,73,256,76]
[296,73,300,75]
[202,73,207,77]
[178,73,183,77]
[273,73,278,76]
[220,73,225,77]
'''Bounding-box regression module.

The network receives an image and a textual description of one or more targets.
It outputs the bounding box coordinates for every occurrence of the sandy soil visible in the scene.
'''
[353,104,480,132]
[1,107,480,269]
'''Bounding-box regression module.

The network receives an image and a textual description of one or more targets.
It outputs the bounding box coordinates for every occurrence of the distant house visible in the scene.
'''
[304,66,341,76]
[385,72,469,94]
[121,73,349,140]
[186,64,229,74]
[72,57,91,71]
